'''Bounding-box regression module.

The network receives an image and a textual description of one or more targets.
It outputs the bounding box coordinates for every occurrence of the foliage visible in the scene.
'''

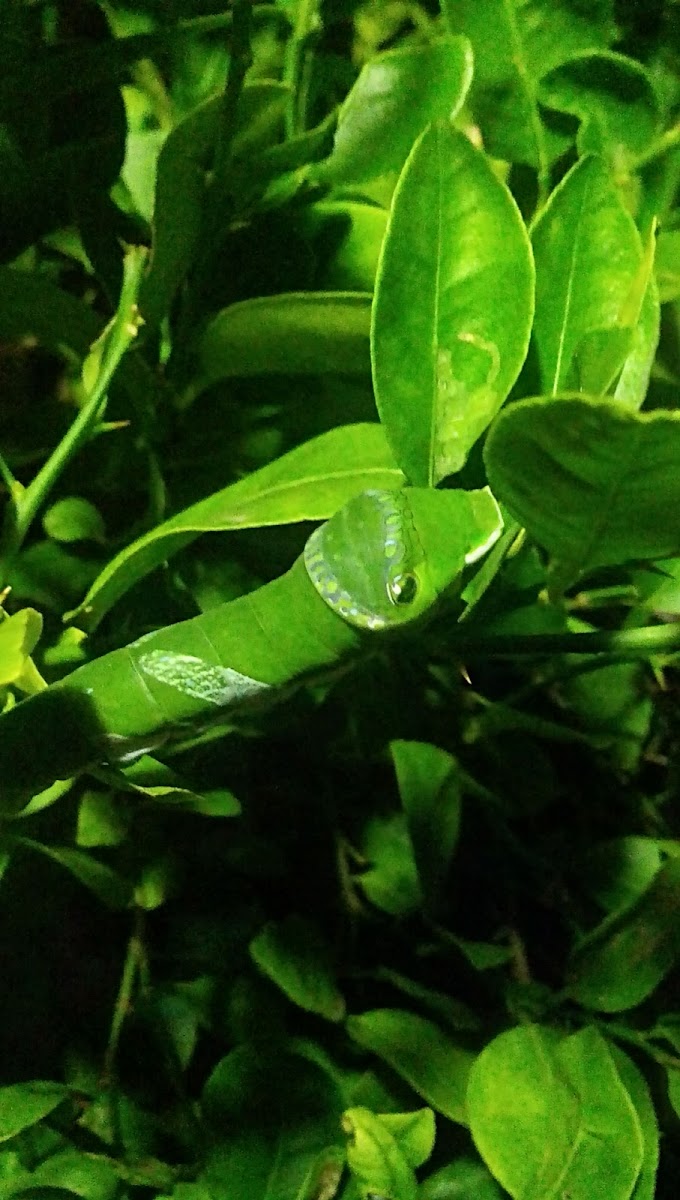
[1,0,680,1197]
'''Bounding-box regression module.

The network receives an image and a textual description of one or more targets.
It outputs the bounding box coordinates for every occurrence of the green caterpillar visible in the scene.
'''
[0,486,501,811]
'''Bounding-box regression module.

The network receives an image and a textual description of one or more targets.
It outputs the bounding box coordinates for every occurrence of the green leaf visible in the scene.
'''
[390,741,461,913]
[347,1009,473,1124]
[16,839,133,911]
[538,51,661,164]
[43,498,106,546]
[67,423,403,630]
[21,1150,120,1200]
[613,269,660,411]
[377,1109,435,1170]
[341,1108,419,1200]
[201,1046,344,1199]
[303,201,389,292]
[531,156,645,395]
[418,1158,504,1199]
[467,1024,643,1199]
[0,1082,69,1141]
[580,837,663,913]
[117,757,242,817]
[192,292,372,396]
[76,790,129,848]
[359,813,421,916]
[566,857,680,1011]
[484,396,680,589]
[0,609,43,690]
[443,0,616,170]
[250,915,346,1022]
[609,1045,659,1200]
[655,229,680,303]
[137,101,211,328]
[448,938,511,971]
[320,36,473,186]
[372,122,534,485]
[669,1068,680,1125]
[134,856,176,911]
[558,655,652,772]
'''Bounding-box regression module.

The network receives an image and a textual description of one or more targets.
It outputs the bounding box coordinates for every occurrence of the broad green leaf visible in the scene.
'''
[341,1108,419,1200]
[21,1150,120,1200]
[320,36,473,186]
[556,1026,644,1197]
[76,790,129,848]
[347,1009,473,1124]
[443,0,616,170]
[449,938,511,971]
[303,202,389,292]
[484,396,680,589]
[418,1158,504,1199]
[378,1110,436,1169]
[115,756,242,817]
[669,1069,680,1125]
[137,98,212,328]
[538,51,661,164]
[614,272,660,411]
[201,1046,344,1199]
[67,423,403,630]
[580,837,663,913]
[372,122,534,485]
[0,1082,69,1141]
[250,915,346,1022]
[390,741,461,913]
[191,293,372,398]
[531,156,645,395]
[651,1014,680,1056]
[13,778,75,820]
[121,129,166,224]
[567,857,680,1011]
[43,498,106,546]
[468,1024,576,1198]
[139,83,289,329]
[359,813,421,916]
[134,856,176,910]
[655,229,680,302]
[0,609,43,691]
[558,655,652,772]
[467,1024,643,1199]
[610,1046,659,1200]
[16,839,133,910]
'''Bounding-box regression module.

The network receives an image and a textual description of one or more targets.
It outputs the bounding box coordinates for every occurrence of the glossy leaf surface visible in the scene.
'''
[372,122,534,485]
[68,423,403,630]
[531,156,645,395]
[485,395,680,588]
[467,1024,643,1199]
[321,36,473,185]
[347,1009,473,1124]
[567,857,680,1011]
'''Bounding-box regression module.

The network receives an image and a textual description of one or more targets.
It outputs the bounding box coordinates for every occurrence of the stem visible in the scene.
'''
[634,121,680,169]
[1,246,147,562]
[282,0,320,138]
[101,907,146,1087]
[600,1019,680,1072]
[176,5,282,36]
[458,621,680,660]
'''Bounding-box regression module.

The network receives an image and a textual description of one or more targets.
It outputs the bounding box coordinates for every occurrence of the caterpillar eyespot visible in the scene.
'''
[388,572,418,606]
